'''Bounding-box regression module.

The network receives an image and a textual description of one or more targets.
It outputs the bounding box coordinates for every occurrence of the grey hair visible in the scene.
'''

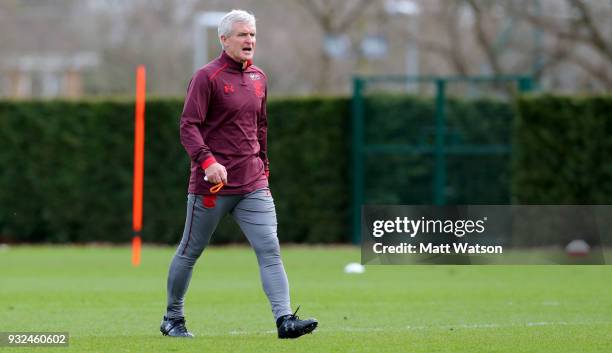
[218,9,256,47]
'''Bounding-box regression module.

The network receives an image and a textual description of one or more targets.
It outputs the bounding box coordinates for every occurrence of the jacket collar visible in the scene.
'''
[220,51,253,71]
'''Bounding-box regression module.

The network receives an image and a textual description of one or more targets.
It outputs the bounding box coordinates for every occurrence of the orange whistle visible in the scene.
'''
[209,183,224,193]
[204,175,224,193]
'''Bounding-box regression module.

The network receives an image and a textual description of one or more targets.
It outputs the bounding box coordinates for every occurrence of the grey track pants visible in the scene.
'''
[165,188,292,321]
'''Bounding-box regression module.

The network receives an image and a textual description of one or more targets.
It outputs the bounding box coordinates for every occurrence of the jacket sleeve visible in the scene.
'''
[257,85,269,174]
[179,71,217,169]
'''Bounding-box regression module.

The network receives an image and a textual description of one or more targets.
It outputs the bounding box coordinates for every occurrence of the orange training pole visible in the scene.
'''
[132,65,146,266]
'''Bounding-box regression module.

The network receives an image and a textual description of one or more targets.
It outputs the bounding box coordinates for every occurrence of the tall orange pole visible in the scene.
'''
[132,65,146,266]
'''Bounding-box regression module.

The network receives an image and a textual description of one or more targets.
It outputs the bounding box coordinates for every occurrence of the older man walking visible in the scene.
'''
[160,9,318,339]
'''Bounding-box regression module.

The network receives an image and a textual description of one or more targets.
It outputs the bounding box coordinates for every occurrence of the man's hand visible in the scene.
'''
[204,162,227,184]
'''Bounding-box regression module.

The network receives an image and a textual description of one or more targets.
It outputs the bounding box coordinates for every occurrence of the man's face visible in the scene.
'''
[222,21,256,63]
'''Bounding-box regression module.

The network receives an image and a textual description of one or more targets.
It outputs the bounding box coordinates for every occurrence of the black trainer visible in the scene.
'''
[276,306,318,339]
[160,316,194,337]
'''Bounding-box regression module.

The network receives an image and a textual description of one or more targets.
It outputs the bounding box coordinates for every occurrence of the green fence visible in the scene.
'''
[351,75,534,243]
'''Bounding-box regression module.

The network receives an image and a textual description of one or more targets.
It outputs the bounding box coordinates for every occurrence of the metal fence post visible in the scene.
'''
[518,76,534,92]
[434,79,447,205]
[352,78,365,244]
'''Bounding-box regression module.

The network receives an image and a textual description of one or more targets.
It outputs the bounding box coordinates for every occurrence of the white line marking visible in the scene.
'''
[197,321,611,337]
[340,321,610,332]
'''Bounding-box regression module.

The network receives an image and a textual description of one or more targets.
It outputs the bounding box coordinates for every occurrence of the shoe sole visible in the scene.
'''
[161,331,194,338]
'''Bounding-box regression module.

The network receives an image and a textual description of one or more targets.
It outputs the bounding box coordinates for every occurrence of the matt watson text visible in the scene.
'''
[373,242,503,254]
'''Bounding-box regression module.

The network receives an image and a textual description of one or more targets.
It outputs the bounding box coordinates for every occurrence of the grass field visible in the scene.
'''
[1,245,611,353]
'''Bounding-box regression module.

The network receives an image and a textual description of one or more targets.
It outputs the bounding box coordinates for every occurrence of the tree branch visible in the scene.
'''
[568,52,612,89]
[515,0,612,63]
[466,0,503,75]
[335,0,375,33]
[445,4,469,75]
[297,0,332,32]
[567,0,612,61]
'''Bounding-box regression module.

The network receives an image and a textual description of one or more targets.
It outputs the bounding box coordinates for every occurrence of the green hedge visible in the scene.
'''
[5,94,607,244]
[0,97,351,244]
[513,95,612,204]
[513,95,612,246]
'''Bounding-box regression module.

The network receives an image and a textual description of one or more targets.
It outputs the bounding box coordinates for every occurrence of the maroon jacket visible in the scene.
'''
[180,51,269,195]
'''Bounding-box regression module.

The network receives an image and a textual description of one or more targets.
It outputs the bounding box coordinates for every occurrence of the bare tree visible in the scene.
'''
[465,0,504,75]
[509,0,612,89]
[296,0,375,92]
[390,0,504,77]
[2,0,610,96]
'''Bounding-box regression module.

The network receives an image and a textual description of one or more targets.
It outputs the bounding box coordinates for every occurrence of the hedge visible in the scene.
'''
[513,95,612,204]
[6,94,606,244]
[513,95,612,245]
[0,97,351,244]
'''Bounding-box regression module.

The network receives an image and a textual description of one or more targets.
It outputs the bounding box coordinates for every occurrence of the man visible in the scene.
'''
[160,9,318,339]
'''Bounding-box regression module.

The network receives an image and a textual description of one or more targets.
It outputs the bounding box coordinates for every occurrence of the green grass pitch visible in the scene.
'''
[1,245,611,352]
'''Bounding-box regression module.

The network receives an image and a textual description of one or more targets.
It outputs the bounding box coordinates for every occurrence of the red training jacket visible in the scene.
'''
[180,51,269,195]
